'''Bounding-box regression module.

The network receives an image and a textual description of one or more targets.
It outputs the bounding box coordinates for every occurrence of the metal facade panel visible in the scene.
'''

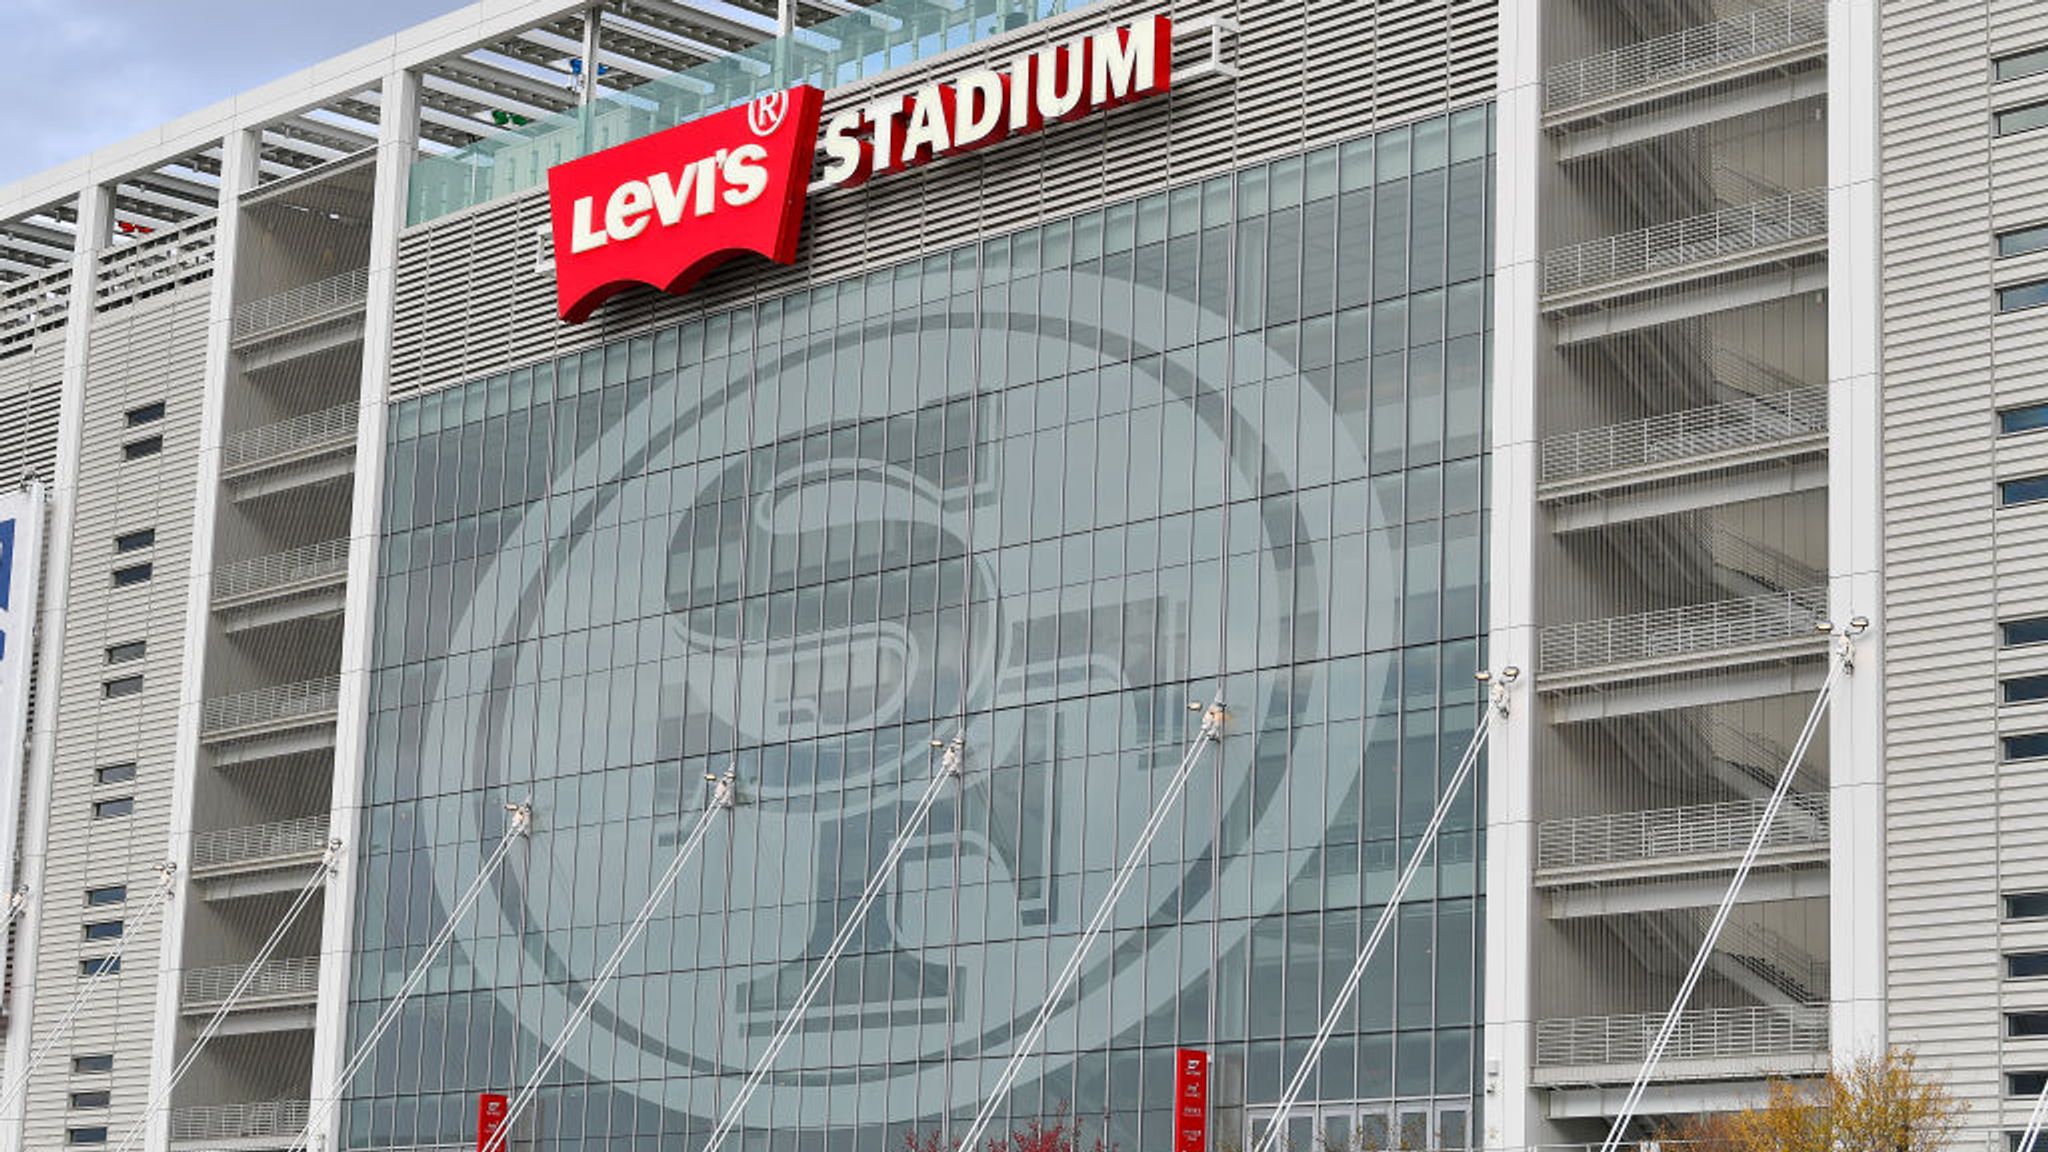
[20,282,210,1143]
[386,0,1498,401]
[1878,0,2047,1127]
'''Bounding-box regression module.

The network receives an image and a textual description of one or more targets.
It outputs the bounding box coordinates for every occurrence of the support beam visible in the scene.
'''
[1554,264,1831,344]
[1544,866,1831,919]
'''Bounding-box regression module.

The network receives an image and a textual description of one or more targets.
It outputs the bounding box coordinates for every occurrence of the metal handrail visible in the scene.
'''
[1540,387,1827,485]
[1535,793,1828,872]
[221,403,358,473]
[181,954,321,1008]
[200,676,341,736]
[1542,188,1828,297]
[213,539,350,603]
[232,267,369,343]
[1539,586,1829,675]
[191,815,331,872]
[166,1098,311,1142]
[1544,0,1828,110]
[1534,1002,1829,1068]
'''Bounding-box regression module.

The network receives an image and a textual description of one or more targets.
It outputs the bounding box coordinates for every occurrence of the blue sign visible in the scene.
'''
[0,515,14,663]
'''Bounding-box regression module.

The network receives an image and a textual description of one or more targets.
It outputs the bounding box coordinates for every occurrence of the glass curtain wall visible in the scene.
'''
[350,107,1495,1152]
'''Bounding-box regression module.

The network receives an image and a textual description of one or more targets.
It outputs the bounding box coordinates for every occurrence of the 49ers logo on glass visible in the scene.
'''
[547,86,823,323]
[546,16,1172,324]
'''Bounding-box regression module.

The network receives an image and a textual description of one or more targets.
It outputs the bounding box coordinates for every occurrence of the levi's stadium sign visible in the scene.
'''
[546,14,1172,323]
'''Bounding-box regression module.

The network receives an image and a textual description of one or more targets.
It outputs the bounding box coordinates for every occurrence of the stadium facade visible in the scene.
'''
[0,1,2042,1151]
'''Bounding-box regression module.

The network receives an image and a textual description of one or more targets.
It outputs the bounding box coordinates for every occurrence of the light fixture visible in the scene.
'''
[1848,615,1870,634]
[1473,669,1491,684]
[1813,618,1835,633]
[1500,666,1521,683]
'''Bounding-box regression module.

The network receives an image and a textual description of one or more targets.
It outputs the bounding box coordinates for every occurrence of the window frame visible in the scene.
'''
[112,528,155,553]
[83,885,126,907]
[101,676,144,700]
[90,797,134,820]
[77,956,120,977]
[68,1091,111,1110]
[2006,675,2048,704]
[104,641,146,666]
[2002,404,2048,436]
[2000,222,2048,260]
[70,1055,114,1075]
[81,921,123,943]
[94,763,137,786]
[122,401,165,428]
[2002,475,2048,507]
[110,562,152,588]
[120,435,163,461]
[1996,46,2048,84]
[1996,101,2048,138]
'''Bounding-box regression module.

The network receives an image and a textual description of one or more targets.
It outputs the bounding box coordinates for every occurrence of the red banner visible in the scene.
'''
[1173,1048,1210,1152]
[546,85,823,323]
[477,1092,510,1152]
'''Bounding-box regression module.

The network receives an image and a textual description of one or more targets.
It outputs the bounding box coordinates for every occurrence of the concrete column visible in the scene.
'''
[307,64,419,1152]
[140,124,262,1152]
[1482,1,1549,1149]
[1825,0,1887,1061]
[0,178,112,1152]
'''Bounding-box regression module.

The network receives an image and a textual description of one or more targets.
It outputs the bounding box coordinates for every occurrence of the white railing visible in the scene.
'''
[167,1098,311,1143]
[95,216,216,311]
[1541,387,1827,486]
[0,264,71,352]
[1542,188,1828,297]
[1545,0,1828,110]
[181,954,321,1008]
[213,539,350,603]
[232,267,369,343]
[1536,793,1828,873]
[200,676,341,737]
[1539,586,1829,675]
[1535,1002,1829,1068]
[221,403,358,474]
[191,815,331,872]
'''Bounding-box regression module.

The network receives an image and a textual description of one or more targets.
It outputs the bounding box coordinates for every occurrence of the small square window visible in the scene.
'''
[2003,405,2048,435]
[2008,675,2048,704]
[121,436,162,461]
[1997,101,2048,138]
[111,563,151,588]
[2007,617,2048,647]
[2003,476,2048,507]
[78,957,120,977]
[69,1091,110,1110]
[2014,1072,2048,1098]
[101,676,143,700]
[105,641,146,665]
[2001,224,2048,260]
[2006,733,2048,761]
[113,528,155,553]
[123,401,165,427]
[1998,48,2048,83]
[66,1126,108,1146]
[70,1055,113,1074]
[95,763,136,785]
[2001,278,2048,314]
[2009,892,2048,920]
[91,797,133,820]
[2011,1012,2048,1037]
[2011,951,2048,979]
[84,885,126,906]
[82,921,122,943]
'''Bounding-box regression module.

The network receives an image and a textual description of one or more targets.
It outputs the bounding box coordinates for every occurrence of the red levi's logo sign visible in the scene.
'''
[547,85,824,323]
[547,15,1172,324]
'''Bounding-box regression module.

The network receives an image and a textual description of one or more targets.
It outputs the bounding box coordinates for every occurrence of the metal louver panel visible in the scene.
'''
[387,0,1497,401]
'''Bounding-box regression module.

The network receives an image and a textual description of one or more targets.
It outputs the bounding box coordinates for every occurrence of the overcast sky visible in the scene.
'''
[0,0,464,187]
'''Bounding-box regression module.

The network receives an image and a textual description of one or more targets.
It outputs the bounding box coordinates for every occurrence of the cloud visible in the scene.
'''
[0,0,462,189]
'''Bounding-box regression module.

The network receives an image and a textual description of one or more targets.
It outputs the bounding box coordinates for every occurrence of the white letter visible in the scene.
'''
[605,179,654,241]
[1006,53,1038,133]
[722,144,769,206]
[1034,40,1087,122]
[570,196,607,254]
[900,84,954,163]
[648,166,697,225]
[953,69,1007,150]
[818,109,871,187]
[1091,18,1165,107]
[863,98,906,174]
[694,155,721,216]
